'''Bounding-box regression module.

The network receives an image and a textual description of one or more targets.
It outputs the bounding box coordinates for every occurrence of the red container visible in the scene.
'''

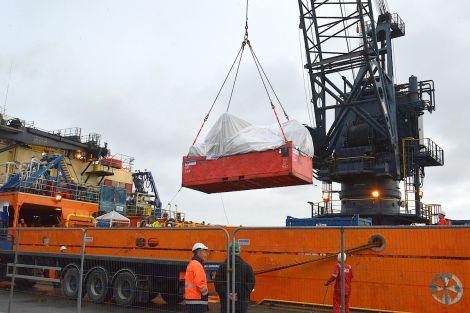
[182,142,312,193]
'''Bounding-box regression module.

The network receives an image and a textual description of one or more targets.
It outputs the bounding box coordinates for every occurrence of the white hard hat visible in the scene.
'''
[60,246,67,251]
[192,242,208,252]
[438,210,446,216]
[337,253,346,262]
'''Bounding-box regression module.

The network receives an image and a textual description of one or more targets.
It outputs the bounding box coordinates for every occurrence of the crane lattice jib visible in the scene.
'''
[298,0,400,177]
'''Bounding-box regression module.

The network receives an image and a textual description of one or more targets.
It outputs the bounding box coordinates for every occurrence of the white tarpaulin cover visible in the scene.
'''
[189,113,314,158]
[96,210,130,222]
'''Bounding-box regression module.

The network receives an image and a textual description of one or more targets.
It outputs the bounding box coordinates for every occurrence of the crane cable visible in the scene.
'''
[226,45,246,112]
[163,186,182,211]
[339,0,355,78]
[192,0,290,146]
[241,0,289,142]
[298,29,314,127]
[247,42,288,142]
[254,242,377,275]
[191,45,245,146]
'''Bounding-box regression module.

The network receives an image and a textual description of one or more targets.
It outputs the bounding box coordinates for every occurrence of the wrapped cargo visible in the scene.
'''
[189,113,314,158]
[183,114,313,193]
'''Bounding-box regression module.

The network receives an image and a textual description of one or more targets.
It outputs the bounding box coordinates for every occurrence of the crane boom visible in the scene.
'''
[298,0,443,224]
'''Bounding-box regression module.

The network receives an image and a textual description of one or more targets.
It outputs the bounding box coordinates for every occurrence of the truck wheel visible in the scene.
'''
[113,271,137,306]
[62,267,81,299]
[86,269,109,304]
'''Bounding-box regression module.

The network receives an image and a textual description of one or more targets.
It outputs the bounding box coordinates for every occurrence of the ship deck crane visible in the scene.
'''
[298,0,443,224]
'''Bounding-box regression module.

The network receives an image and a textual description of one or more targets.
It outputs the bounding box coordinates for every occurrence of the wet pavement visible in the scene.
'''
[0,284,188,313]
[0,283,300,313]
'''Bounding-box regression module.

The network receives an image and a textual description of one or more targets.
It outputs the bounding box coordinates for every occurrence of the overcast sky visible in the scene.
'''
[1,0,469,225]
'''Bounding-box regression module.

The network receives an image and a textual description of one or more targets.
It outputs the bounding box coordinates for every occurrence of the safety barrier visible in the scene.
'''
[1,227,85,313]
[232,226,470,313]
[0,227,231,313]
[1,226,469,313]
[80,227,230,313]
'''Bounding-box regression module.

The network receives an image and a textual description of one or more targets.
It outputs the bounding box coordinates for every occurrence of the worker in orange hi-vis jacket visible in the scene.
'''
[185,242,210,313]
[324,253,353,313]
[436,210,452,225]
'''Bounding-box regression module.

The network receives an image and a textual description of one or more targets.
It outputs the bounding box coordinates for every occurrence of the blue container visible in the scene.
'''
[450,220,470,226]
[96,220,111,228]
[0,236,13,250]
[286,215,372,227]
[99,185,127,214]
[0,206,8,228]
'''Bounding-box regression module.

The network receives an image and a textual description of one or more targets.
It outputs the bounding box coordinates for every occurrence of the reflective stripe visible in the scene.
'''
[185,300,208,305]
[185,283,197,289]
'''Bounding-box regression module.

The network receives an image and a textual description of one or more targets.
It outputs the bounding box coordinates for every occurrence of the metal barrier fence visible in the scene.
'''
[0,227,230,313]
[1,228,86,313]
[1,226,469,313]
[231,226,469,313]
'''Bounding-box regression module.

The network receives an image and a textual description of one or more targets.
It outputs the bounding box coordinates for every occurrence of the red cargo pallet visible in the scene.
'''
[182,142,312,193]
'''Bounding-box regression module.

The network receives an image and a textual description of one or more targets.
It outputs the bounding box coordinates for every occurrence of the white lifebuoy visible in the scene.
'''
[429,273,463,305]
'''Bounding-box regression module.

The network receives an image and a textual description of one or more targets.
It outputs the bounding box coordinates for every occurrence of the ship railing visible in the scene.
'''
[84,132,101,146]
[161,208,186,223]
[126,205,153,217]
[109,153,135,172]
[312,198,441,224]
[420,138,444,165]
[49,127,82,139]
[311,201,342,216]
[0,162,22,185]
[402,201,442,224]
[16,177,100,203]
[126,205,186,224]
[127,193,153,216]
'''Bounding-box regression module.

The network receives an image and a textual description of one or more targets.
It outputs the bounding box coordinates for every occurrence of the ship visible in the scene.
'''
[0,0,468,313]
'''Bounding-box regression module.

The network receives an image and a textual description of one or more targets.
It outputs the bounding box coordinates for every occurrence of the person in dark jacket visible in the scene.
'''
[215,243,255,313]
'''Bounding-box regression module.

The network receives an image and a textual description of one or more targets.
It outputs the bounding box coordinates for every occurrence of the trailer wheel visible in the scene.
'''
[113,271,137,306]
[86,269,109,304]
[62,267,81,299]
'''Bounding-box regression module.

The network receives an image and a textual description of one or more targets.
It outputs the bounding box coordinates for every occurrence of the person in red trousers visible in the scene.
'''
[324,253,353,313]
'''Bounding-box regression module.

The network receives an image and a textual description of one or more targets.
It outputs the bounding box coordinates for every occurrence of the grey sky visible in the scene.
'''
[1,0,469,225]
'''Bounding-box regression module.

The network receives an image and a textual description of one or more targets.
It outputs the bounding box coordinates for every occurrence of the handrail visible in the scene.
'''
[65,213,96,228]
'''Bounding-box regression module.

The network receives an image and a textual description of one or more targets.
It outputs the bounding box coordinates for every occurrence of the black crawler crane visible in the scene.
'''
[298,0,444,224]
